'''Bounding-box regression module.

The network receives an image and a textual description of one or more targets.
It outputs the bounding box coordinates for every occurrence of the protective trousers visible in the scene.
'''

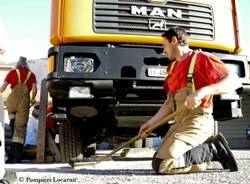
[6,83,30,144]
[153,87,215,174]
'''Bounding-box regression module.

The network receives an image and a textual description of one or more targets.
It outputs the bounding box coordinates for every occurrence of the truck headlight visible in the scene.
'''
[64,56,94,72]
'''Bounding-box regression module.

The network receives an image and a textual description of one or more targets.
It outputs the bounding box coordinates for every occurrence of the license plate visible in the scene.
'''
[147,68,166,78]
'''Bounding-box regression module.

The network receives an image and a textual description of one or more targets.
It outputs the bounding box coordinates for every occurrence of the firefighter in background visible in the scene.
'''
[0,56,37,163]
[138,27,241,174]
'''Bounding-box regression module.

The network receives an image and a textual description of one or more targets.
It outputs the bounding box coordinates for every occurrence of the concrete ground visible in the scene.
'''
[4,149,250,184]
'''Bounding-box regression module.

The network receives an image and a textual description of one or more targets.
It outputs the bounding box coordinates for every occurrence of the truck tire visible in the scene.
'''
[59,120,83,163]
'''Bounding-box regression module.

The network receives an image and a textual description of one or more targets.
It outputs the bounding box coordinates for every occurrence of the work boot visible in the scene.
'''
[210,133,238,171]
[183,133,237,172]
[6,142,23,163]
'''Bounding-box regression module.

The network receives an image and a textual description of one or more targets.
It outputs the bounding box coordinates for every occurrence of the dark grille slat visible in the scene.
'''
[94,0,214,40]
[95,19,213,29]
[95,21,213,33]
[95,4,211,13]
[97,24,150,30]
[96,17,148,24]
[95,11,213,20]
[96,23,213,35]
[95,14,213,25]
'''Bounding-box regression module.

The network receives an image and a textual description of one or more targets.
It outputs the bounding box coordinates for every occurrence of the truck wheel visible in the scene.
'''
[59,120,83,163]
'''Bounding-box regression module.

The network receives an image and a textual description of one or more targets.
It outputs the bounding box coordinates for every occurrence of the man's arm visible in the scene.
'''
[0,81,8,93]
[138,96,173,138]
[185,72,241,109]
[30,83,37,105]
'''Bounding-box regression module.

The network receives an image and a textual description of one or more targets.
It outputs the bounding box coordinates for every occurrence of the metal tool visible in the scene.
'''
[70,106,188,169]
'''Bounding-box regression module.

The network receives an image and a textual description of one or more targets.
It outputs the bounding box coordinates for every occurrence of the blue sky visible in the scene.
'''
[238,0,250,55]
[0,0,249,62]
[0,0,50,62]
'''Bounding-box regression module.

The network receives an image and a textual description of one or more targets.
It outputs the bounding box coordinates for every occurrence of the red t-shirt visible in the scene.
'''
[163,51,229,108]
[4,67,37,92]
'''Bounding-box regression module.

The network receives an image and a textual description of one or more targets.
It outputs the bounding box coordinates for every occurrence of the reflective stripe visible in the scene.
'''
[8,113,16,120]
[169,61,176,74]
[15,69,31,84]
[166,61,176,77]
[24,71,31,84]
[12,136,24,144]
[166,53,197,93]
[46,112,53,117]
[187,53,198,93]
[16,69,21,83]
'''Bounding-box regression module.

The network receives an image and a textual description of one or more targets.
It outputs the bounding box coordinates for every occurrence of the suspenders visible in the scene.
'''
[166,52,198,93]
[16,69,31,84]
[187,52,198,93]
[166,61,176,77]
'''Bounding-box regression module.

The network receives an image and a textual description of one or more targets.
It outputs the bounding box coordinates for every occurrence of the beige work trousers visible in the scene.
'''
[156,87,214,174]
[6,83,30,144]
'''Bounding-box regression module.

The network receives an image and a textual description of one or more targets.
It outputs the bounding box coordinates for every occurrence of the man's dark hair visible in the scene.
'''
[161,27,188,46]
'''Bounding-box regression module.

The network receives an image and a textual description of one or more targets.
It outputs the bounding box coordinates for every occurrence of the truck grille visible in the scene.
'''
[94,0,214,40]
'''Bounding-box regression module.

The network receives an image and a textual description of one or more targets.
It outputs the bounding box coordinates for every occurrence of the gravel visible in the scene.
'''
[5,150,250,184]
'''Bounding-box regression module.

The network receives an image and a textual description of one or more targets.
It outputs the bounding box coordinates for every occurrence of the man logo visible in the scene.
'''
[147,0,168,4]
[131,6,182,19]
[149,19,167,30]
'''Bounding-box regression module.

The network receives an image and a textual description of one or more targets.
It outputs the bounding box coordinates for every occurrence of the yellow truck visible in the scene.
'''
[47,0,250,162]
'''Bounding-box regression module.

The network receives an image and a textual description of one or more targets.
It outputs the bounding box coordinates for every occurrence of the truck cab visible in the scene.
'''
[47,0,250,162]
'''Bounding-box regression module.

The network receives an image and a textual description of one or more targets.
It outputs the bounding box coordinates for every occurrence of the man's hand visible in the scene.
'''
[185,93,202,109]
[138,122,152,139]
[0,81,8,93]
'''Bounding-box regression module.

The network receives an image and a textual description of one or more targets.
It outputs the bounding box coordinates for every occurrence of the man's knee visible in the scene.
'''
[153,154,187,175]
[152,154,180,175]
